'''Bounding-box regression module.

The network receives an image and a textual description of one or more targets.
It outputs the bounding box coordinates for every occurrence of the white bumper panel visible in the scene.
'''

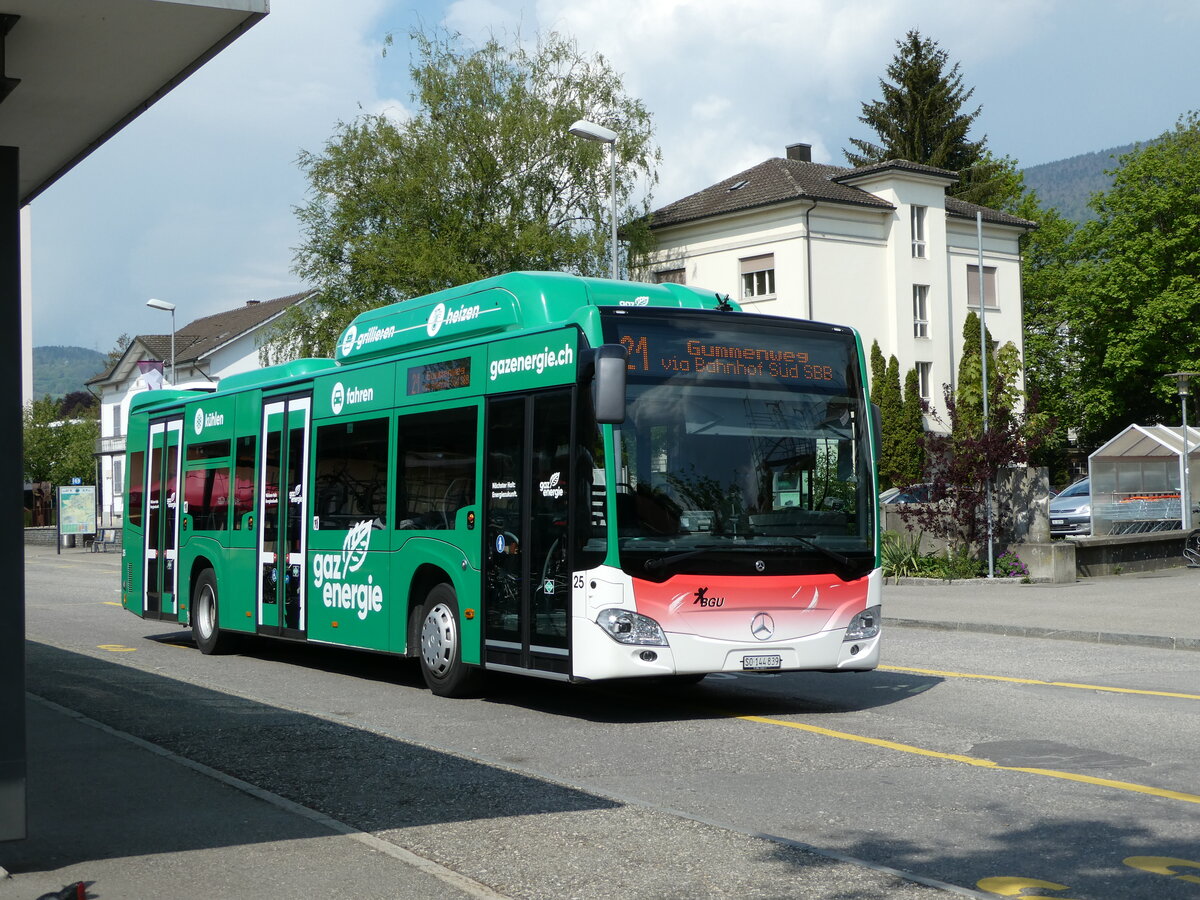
[571,616,880,681]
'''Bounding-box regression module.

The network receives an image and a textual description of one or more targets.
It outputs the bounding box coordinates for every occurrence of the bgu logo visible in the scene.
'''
[312,519,383,620]
[692,587,724,608]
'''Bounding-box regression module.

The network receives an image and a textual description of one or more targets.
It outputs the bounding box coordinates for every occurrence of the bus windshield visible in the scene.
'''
[603,309,874,581]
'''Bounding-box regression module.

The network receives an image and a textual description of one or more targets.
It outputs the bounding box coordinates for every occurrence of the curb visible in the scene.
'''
[885,616,1200,652]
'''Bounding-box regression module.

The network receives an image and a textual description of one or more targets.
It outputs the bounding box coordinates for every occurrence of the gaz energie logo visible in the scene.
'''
[312,520,383,620]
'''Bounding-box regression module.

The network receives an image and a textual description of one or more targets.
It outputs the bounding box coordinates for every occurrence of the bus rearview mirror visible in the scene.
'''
[592,344,627,425]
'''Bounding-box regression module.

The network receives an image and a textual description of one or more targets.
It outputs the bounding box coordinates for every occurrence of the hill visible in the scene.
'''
[1021,142,1139,223]
[33,345,106,399]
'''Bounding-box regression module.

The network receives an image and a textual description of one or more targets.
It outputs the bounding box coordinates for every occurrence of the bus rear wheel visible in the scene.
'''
[192,569,233,655]
[418,584,482,698]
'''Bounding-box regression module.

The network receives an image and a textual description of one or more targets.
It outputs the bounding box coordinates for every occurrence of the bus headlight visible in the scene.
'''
[597,609,668,646]
[843,605,881,641]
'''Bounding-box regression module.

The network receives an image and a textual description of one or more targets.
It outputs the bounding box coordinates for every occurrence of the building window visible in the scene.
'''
[917,362,932,402]
[913,285,930,338]
[966,264,998,308]
[911,206,927,258]
[654,268,686,285]
[740,254,775,301]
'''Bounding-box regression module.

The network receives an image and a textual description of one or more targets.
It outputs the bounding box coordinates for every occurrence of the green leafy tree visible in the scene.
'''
[1058,112,1200,445]
[265,28,660,361]
[1016,190,1076,477]
[845,29,1022,211]
[23,396,99,485]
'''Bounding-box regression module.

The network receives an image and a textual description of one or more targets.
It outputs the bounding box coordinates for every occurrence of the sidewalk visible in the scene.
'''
[1,697,496,900]
[884,564,1200,651]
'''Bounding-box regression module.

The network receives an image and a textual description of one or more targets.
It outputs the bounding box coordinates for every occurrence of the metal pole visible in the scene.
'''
[169,307,176,385]
[977,212,994,577]
[609,144,618,280]
[1183,392,1191,531]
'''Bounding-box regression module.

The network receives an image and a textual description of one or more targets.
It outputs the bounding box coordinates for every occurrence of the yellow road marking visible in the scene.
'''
[738,714,1200,805]
[103,601,121,607]
[97,644,136,653]
[879,664,1200,701]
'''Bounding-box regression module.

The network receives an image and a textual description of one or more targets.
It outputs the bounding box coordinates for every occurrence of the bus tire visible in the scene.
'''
[192,569,233,655]
[418,584,482,698]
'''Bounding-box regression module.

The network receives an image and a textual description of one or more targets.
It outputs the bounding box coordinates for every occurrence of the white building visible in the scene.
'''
[638,143,1036,419]
[87,290,313,525]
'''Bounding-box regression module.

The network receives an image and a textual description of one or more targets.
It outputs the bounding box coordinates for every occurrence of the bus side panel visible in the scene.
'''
[306,542,391,651]
[179,534,224,626]
[390,535,481,663]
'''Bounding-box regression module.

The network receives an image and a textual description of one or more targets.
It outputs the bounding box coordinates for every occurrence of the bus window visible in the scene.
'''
[233,435,256,529]
[127,449,145,528]
[186,467,230,531]
[313,417,389,529]
[396,407,477,530]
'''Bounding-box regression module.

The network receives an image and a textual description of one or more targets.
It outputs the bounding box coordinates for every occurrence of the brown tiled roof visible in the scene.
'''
[832,159,960,182]
[945,197,1037,229]
[87,290,315,385]
[649,158,894,229]
[648,156,1035,231]
[167,290,315,362]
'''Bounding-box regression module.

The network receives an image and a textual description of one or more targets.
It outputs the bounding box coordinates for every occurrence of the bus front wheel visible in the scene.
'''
[192,569,233,655]
[418,584,482,698]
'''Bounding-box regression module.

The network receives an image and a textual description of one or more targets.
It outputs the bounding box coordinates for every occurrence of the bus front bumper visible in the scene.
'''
[571,616,880,682]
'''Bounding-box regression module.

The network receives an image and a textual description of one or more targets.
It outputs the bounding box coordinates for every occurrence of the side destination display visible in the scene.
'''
[336,287,522,364]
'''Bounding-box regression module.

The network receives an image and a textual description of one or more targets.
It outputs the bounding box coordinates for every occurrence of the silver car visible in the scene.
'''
[1050,477,1091,537]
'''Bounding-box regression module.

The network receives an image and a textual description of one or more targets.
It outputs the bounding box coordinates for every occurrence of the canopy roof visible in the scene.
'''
[1089,424,1200,460]
[1,0,267,205]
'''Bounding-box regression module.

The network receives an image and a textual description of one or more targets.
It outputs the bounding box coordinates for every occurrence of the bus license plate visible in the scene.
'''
[742,654,782,671]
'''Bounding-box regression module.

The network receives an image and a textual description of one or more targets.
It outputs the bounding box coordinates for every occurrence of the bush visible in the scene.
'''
[995,550,1030,580]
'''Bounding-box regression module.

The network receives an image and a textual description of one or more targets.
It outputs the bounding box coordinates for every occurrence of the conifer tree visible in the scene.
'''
[898,367,925,487]
[869,340,887,407]
[845,30,1021,211]
[879,354,905,488]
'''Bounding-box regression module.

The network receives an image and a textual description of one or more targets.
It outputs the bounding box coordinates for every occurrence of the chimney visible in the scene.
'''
[246,300,260,306]
[786,143,812,163]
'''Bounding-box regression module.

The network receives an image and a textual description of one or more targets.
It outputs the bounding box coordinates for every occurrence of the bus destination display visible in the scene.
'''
[615,327,847,387]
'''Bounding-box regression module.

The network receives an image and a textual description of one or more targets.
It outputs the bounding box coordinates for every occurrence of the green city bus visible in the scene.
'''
[122,271,881,696]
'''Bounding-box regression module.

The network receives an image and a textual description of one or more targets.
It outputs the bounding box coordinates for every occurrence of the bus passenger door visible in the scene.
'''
[143,418,183,620]
[483,389,572,677]
[257,394,311,637]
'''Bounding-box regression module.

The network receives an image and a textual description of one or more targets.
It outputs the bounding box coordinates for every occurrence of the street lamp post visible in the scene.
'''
[568,119,619,279]
[146,298,176,385]
[1167,372,1199,531]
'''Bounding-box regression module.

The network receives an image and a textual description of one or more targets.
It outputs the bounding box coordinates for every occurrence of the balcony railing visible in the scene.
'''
[96,435,126,455]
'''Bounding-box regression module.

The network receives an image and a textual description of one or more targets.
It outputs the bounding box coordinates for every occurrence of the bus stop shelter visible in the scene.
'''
[0,0,267,843]
[1088,424,1200,535]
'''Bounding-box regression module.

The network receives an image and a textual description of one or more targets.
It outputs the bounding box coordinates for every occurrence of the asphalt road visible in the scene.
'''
[21,549,1200,899]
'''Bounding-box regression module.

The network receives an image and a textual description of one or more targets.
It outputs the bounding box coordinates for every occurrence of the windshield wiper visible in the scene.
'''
[643,544,724,571]
[791,536,853,568]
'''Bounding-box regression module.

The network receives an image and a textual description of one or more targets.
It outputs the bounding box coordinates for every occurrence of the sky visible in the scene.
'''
[27,0,1200,353]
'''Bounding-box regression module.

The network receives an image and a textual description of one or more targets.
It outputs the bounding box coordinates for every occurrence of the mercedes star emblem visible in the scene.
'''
[751,612,775,641]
